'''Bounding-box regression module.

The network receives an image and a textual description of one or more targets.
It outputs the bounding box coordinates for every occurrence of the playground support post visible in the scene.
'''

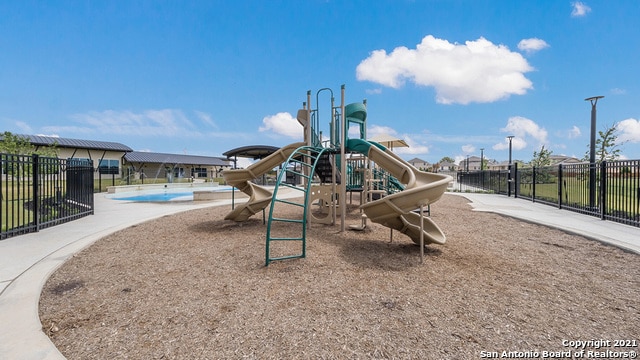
[302,90,312,201]
[420,203,425,264]
[340,84,346,232]
[331,93,338,226]
[306,91,312,148]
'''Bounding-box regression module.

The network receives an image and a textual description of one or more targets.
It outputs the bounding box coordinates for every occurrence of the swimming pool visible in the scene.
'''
[107,186,235,202]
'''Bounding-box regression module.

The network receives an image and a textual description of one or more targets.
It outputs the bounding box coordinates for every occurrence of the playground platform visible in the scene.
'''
[1,192,639,359]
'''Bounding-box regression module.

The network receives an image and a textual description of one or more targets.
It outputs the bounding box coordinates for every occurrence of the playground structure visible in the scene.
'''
[222,85,452,265]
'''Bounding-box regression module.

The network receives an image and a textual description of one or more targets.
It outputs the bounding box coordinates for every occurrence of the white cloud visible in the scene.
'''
[493,116,547,151]
[454,155,466,165]
[15,120,33,134]
[499,116,548,145]
[258,112,303,139]
[356,35,534,104]
[41,124,95,135]
[365,125,429,155]
[67,109,201,137]
[611,88,627,95]
[568,125,581,139]
[517,38,550,54]
[366,125,398,138]
[461,144,475,154]
[194,110,219,130]
[617,118,640,143]
[493,136,527,151]
[394,137,429,155]
[571,1,591,17]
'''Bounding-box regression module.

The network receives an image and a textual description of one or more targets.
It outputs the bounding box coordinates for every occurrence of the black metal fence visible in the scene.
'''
[457,159,640,228]
[1,154,94,240]
[457,170,510,195]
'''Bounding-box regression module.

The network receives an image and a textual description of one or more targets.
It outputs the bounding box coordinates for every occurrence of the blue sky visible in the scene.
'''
[2,1,639,167]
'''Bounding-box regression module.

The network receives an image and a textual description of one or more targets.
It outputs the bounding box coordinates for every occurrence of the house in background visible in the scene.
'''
[460,156,484,171]
[549,155,582,165]
[407,157,430,171]
[487,161,510,171]
[436,162,458,172]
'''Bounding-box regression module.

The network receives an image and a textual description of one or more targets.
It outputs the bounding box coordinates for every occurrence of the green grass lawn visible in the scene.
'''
[1,185,34,231]
[518,179,638,216]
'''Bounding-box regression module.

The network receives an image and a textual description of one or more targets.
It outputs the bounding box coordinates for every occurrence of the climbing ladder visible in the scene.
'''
[266,146,329,265]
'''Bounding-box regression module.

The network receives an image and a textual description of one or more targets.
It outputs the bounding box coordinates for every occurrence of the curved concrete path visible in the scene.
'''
[1,192,639,359]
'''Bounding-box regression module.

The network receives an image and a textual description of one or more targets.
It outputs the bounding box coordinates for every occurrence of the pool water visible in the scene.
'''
[108,186,234,202]
[113,191,194,202]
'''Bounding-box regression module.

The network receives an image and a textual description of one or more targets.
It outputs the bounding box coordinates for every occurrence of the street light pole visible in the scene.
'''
[585,96,604,211]
[480,148,485,190]
[507,136,514,196]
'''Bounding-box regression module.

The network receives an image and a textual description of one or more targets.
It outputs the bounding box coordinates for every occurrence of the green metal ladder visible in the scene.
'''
[266,146,328,266]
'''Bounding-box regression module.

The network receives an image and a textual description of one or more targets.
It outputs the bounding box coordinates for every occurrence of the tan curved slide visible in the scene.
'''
[222,142,305,221]
[358,143,452,245]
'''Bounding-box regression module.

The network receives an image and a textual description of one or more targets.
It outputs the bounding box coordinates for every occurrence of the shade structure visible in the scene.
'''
[368,134,409,150]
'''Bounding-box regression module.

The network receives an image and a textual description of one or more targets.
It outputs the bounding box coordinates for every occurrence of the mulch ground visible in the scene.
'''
[39,194,640,359]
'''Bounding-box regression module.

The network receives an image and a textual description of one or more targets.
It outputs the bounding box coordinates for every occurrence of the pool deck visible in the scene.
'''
[1,192,639,359]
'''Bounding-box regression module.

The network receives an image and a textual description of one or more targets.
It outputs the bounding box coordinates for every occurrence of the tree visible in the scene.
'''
[0,131,34,154]
[583,123,622,162]
[0,131,57,156]
[531,145,552,168]
[530,145,553,183]
[1,132,58,178]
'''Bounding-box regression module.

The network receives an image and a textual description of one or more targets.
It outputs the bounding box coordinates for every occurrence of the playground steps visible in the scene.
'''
[314,151,340,184]
[266,146,327,265]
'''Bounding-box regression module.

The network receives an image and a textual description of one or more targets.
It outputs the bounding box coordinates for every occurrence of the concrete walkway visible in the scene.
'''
[1,192,639,359]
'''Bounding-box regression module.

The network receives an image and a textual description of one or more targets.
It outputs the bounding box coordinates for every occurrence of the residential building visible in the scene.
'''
[407,157,430,171]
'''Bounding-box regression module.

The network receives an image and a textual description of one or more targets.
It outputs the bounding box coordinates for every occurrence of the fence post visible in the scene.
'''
[33,154,40,232]
[557,164,563,209]
[532,166,536,203]
[600,161,607,220]
[511,162,520,198]
[507,164,511,197]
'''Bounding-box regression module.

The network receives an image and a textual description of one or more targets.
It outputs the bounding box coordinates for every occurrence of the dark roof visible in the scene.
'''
[124,151,230,167]
[223,145,280,159]
[3,134,133,152]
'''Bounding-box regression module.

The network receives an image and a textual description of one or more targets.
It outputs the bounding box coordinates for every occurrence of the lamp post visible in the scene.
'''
[507,136,514,165]
[507,136,514,196]
[585,95,604,211]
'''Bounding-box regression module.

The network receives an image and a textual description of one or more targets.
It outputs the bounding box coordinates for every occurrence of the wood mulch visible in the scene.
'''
[39,194,640,359]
